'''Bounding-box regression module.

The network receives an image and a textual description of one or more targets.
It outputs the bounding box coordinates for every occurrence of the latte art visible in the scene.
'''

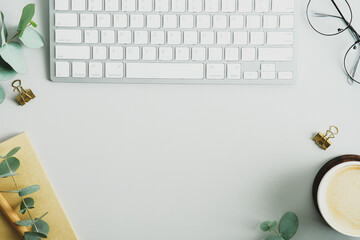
[326,165,360,235]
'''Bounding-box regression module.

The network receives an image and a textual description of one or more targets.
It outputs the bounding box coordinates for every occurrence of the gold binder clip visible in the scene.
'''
[12,80,35,106]
[313,126,339,150]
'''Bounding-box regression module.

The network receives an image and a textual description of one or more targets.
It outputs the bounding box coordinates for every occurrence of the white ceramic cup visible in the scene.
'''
[317,161,360,237]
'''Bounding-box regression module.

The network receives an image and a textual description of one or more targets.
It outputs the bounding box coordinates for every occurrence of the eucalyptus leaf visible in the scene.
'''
[0,172,19,178]
[261,221,277,232]
[0,12,8,46]
[18,185,40,197]
[32,219,49,236]
[279,212,299,240]
[0,157,20,175]
[0,56,17,81]
[18,4,35,37]
[19,27,44,48]
[16,219,34,226]
[0,84,4,104]
[265,235,284,240]
[5,147,20,157]
[24,231,47,238]
[20,197,35,214]
[0,42,27,74]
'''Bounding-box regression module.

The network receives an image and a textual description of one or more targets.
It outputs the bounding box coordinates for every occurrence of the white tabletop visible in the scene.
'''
[1,0,360,239]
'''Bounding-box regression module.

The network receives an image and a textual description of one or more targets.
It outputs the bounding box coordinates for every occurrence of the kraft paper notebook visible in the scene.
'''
[0,133,77,240]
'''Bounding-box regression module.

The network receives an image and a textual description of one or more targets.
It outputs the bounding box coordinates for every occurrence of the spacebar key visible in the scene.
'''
[126,63,204,79]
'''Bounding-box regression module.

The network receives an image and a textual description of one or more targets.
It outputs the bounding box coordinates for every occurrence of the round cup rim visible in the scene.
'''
[317,161,360,237]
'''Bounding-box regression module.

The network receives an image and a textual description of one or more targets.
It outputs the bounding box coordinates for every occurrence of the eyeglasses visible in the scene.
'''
[306,0,360,85]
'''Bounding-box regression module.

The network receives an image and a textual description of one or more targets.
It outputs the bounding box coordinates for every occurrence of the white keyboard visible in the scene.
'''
[50,0,298,84]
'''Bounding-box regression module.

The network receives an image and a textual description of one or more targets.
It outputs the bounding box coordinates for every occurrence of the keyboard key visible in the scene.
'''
[155,0,169,12]
[217,31,231,44]
[188,0,202,12]
[225,47,239,61]
[55,13,78,27]
[209,47,222,61]
[101,30,115,43]
[138,0,153,11]
[250,32,264,45]
[72,0,86,10]
[72,62,86,77]
[241,47,256,61]
[280,15,294,29]
[222,0,236,12]
[56,46,90,59]
[258,48,293,61]
[175,47,190,60]
[233,31,248,45]
[147,15,161,28]
[88,0,103,11]
[106,63,124,78]
[151,31,165,44]
[255,0,269,12]
[213,15,227,28]
[167,31,182,44]
[56,62,70,77]
[238,0,252,12]
[105,0,119,11]
[192,47,206,60]
[55,0,69,10]
[207,64,225,79]
[247,15,261,28]
[229,15,244,28]
[184,31,198,44]
[114,14,128,28]
[93,46,107,59]
[55,30,82,43]
[85,30,99,43]
[267,32,293,45]
[263,15,277,29]
[122,0,136,11]
[97,14,111,27]
[180,15,194,28]
[89,62,103,78]
[110,46,124,60]
[80,14,94,27]
[130,15,145,28]
[134,31,149,44]
[244,71,258,79]
[261,71,275,79]
[227,63,241,79]
[197,15,211,28]
[272,0,294,12]
[126,63,204,79]
[205,0,219,12]
[143,47,157,60]
[261,63,275,71]
[118,31,132,44]
[163,15,178,28]
[172,0,186,12]
[159,47,173,60]
[200,31,215,44]
[278,71,293,79]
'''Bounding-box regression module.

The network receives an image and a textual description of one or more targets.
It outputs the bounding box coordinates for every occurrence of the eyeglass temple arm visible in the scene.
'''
[331,0,360,41]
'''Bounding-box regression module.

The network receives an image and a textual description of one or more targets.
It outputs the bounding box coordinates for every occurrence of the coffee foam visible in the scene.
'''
[326,165,360,235]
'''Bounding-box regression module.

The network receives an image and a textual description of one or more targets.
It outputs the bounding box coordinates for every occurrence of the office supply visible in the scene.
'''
[313,125,338,150]
[307,0,360,85]
[0,133,77,240]
[12,80,35,106]
[50,0,298,84]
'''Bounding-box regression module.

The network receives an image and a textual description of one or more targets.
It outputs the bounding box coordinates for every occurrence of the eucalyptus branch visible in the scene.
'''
[6,23,32,44]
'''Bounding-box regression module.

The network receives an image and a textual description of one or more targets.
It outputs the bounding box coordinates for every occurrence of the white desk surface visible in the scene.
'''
[1,0,360,239]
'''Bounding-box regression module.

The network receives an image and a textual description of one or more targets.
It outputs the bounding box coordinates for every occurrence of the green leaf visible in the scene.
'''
[0,157,20,175]
[17,4,35,37]
[24,231,47,239]
[16,219,34,226]
[0,84,4,104]
[19,27,44,48]
[0,42,27,74]
[0,12,8,46]
[0,172,19,178]
[18,185,40,197]
[5,147,20,157]
[279,212,299,240]
[20,197,35,214]
[261,221,277,232]
[0,57,17,81]
[32,219,49,236]
[265,235,284,240]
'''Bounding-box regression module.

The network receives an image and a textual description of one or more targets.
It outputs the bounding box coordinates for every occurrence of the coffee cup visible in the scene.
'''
[316,160,360,237]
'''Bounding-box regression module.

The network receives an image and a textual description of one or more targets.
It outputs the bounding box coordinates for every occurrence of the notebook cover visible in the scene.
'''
[0,132,77,239]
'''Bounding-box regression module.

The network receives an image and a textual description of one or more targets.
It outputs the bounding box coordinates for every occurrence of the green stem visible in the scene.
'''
[5,23,32,44]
